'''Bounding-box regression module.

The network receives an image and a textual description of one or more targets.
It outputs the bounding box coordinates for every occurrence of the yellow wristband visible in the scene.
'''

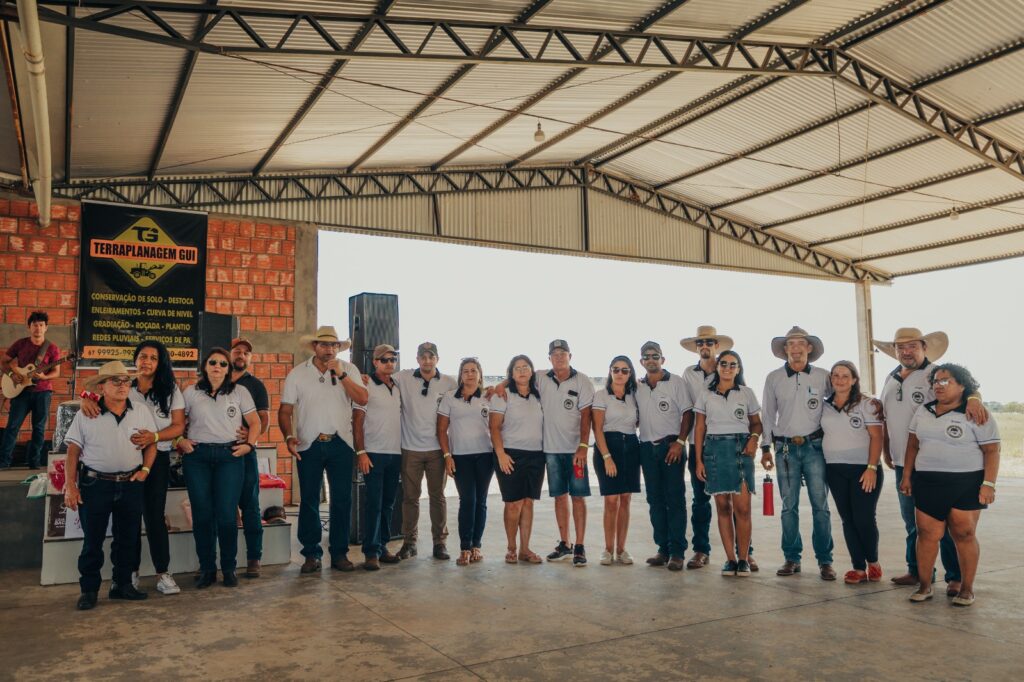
[967,396,982,402]
[865,464,877,471]
[141,466,151,473]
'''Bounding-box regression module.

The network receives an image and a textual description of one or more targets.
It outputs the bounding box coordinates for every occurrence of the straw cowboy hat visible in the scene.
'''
[680,325,734,353]
[771,326,824,362]
[85,360,135,389]
[873,327,948,362]
[299,325,352,351]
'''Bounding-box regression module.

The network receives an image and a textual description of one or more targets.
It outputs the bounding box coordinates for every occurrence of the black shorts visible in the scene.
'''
[912,469,987,522]
[495,449,545,502]
[593,431,641,496]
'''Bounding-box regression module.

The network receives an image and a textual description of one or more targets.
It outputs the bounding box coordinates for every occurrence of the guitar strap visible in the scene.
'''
[34,340,55,368]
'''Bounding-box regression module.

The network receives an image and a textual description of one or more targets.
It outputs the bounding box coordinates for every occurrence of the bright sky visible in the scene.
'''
[319,231,1020,403]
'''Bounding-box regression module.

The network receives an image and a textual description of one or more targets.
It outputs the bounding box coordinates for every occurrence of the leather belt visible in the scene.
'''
[317,433,335,442]
[776,429,824,446]
[82,466,140,482]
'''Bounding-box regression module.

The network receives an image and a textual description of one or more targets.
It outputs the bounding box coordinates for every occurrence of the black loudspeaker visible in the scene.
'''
[197,311,238,358]
[348,293,399,373]
[349,475,404,546]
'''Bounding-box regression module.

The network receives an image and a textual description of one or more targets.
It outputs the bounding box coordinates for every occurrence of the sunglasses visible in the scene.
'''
[641,354,662,361]
[378,357,398,364]
[105,377,132,386]
[611,367,631,375]
[207,359,229,368]
[695,339,717,347]
[718,361,739,369]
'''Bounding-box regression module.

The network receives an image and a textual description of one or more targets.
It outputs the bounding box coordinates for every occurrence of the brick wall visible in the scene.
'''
[1,197,300,502]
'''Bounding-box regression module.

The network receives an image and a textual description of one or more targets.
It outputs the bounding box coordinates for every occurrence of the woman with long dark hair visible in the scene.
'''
[694,350,762,577]
[591,355,640,566]
[437,357,493,566]
[821,361,885,585]
[489,354,546,564]
[179,347,260,588]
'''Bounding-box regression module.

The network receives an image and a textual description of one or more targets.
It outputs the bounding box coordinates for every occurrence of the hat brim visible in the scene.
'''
[873,332,948,362]
[85,370,135,390]
[680,335,734,354]
[300,335,352,351]
[771,335,824,362]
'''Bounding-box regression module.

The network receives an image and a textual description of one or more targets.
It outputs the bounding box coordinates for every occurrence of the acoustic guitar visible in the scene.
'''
[1,353,77,399]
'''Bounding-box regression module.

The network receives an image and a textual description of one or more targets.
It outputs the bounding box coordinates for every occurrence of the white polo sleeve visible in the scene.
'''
[181,386,197,416]
[65,412,86,449]
[138,407,159,434]
[746,387,761,416]
[489,395,508,415]
[862,398,881,426]
[235,385,257,415]
[676,377,693,412]
[437,391,454,418]
[577,376,594,410]
[908,406,922,435]
[972,416,1000,445]
[761,374,778,446]
[170,385,185,413]
[692,388,707,415]
[592,389,607,412]
[281,366,299,406]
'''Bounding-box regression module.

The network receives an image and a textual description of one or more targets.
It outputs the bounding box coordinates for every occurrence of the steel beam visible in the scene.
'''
[912,38,1024,90]
[63,5,73,181]
[890,248,1024,277]
[853,222,1024,264]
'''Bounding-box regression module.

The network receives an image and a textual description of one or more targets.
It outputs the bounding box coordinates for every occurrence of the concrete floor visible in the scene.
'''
[3,478,1023,681]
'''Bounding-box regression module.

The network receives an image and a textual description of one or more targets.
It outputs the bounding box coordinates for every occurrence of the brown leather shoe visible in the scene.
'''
[396,543,417,560]
[667,556,685,572]
[686,552,709,569]
[748,555,759,572]
[300,557,321,574]
[646,553,668,567]
[379,551,402,564]
[245,559,261,578]
[776,561,801,576]
[820,564,837,581]
[890,572,919,586]
[331,557,355,572]
[433,544,450,560]
[363,557,381,571]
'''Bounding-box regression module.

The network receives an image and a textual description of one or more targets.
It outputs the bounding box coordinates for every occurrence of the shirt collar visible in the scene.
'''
[889,358,931,383]
[642,369,670,387]
[546,367,577,386]
[784,363,812,377]
[713,384,741,397]
[460,386,482,401]
[370,372,393,387]
[690,362,714,378]
[413,368,442,381]
[99,398,134,420]
[924,398,967,415]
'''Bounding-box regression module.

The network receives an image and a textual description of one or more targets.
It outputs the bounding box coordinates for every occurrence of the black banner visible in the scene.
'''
[78,201,207,365]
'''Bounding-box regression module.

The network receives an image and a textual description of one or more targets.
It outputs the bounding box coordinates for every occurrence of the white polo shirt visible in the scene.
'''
[682,363,714,439]
[490,390,543,452]
[282,357,363,451]
[395,368,457,451]
[636,371,692,443]
[820,395,882,465]
[910,400,1000,473]
[879,360,934,466]
[183,384,256,444]
[694,385,760,435]
[437,388,492,455]
[66,399,158,473]
[130,384,184,452]
[354,373,402,455]
[761,364,831,445]
[536,368,594,453]
[592,388,638,435]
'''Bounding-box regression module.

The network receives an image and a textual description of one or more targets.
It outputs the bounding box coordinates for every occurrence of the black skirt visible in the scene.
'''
[912,469,987,522]
[593,431,641,495]
[495,449,545,502]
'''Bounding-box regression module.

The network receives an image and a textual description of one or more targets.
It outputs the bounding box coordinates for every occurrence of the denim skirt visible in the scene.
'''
[703,434,756,496]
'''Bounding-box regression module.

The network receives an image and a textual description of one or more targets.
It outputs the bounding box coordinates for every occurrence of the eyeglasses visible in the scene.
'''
[378,357,398,364]
[641,354,662,361]
[718,361,739,369]
[931,378,952,387]
[461,356,479,363]
[512,366,532,373]
[105,377,132,386]
[611,367,631,375]
[695,339,716,347]
[207,359,229,368]
[315,342,341,350]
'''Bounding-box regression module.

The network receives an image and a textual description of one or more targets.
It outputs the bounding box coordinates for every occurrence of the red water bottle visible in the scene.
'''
[763,474,775,516]
[574,461,585,479]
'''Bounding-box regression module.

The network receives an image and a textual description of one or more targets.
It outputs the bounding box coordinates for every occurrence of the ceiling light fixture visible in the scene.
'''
[949,207,959,221]
[534,121,545,143]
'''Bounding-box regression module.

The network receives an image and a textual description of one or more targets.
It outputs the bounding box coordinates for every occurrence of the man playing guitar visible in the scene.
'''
[0,311,61,469]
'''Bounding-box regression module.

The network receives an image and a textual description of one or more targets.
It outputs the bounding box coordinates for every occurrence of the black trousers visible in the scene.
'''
[134,451,171,574]
[826,463,883,570]
[78,475,144,593]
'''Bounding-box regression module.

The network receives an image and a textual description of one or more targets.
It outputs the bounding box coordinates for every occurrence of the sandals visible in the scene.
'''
[470,548,483,563]
[456,551,471,566]
[867,564,883,582]
[519,551,543,564]
[505,549,518,564]
[844,570,868,584]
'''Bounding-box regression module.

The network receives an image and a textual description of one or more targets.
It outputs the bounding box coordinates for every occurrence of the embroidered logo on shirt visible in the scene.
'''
[849,415,863,429]
[563,398,575,410]
[658,400,670,412]
[480,406,489,419]
[436,395,444,406]
[733,407,746,420]
[946,424,964,439]
[807,398,819,410]
[912,390,925,404]
[226,405,238,418]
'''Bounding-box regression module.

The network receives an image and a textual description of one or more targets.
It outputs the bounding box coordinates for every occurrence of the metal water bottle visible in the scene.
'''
[763,474,775,516]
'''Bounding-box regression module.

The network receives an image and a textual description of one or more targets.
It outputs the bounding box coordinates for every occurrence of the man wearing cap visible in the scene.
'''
[63,361,158,610]
[679,326,755,571]
[875,328,987,591]
[354,344,404,570]
[229,338,271,578]
[636,341,693,572]
[392,342,456,561]
[761,327,836,580]
[280,326,368,575]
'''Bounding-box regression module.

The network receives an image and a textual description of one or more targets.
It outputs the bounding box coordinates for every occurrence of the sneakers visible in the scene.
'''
[131,571,140,589]
[736,560,751,577]
[721,560,738,576]
[616,549,634,565]
[156,573,181,595]
[572,544,587,567]
[547,541,573,562]
[600,550,614,566]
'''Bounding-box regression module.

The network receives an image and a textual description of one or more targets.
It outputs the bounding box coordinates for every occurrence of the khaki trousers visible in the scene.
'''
[401,448,449,544]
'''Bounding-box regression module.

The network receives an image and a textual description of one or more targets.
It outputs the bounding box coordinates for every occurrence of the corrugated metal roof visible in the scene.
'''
[708,231,828,277]
[533,0,673,32]
[654,0,784,39]
[919,50,1024,123]
[208,194,435,235]
[982,109,1024,153]
[860,229,1024,275]
[587,189,704,262]
[440,187,583,250]
[747,0,892,42]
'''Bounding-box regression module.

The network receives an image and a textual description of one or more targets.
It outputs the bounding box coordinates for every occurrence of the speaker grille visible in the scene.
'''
[348,293,399,373]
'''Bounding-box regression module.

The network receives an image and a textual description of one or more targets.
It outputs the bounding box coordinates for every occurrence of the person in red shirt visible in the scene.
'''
[1,311,61,469]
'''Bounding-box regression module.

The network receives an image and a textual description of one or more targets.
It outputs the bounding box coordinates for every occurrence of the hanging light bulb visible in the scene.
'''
[534,121,545,143]
[949,206,959,221]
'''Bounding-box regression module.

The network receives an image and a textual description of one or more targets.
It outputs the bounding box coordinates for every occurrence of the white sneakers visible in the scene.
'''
[600,550,614,565]
[131,571,140,589]
[156,573,181,595]
[599,549,634,565]
[616,549,634,565]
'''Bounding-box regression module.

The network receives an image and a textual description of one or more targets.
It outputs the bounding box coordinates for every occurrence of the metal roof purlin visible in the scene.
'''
[63,4,73,181]
[852,222,1024,264]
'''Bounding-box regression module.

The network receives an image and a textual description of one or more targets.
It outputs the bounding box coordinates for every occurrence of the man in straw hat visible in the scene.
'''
[280,326,368,575]
[761,326,836,580]
[63,361,158,610]
[875,327,987,592]
[679,326,756,571]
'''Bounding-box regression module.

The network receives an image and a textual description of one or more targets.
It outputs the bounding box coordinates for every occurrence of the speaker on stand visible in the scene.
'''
[196,312,239,358]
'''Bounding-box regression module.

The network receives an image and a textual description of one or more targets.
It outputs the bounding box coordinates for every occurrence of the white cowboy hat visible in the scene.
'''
[85,360,135,389]
[680,325,734,354]
[873,327,948,362]
[299,325,352,351]
[771,326,824,362]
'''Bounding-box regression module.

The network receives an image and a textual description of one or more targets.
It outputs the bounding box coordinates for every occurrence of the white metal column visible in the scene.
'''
[854,280,876,394]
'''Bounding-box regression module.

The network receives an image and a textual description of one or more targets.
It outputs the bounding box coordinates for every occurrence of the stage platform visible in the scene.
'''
[1,479,1021,680]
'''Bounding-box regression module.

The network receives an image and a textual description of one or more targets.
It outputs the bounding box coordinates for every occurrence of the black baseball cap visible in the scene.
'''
[640,341,663,355]
[548,339,571,354]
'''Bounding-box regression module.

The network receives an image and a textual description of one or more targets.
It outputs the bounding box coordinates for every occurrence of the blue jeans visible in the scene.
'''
[295,436,354,561]
[0,389,51,467]
[363,453,402,557]
[894,465,960,581]
[183,444,245,572]
[639,439,688,558]
[452,452,494,551]
[239,450,263,561]
[77,474,143,593]
[545,452,591,497]
[687,444,712,555]
[776,439,833,565]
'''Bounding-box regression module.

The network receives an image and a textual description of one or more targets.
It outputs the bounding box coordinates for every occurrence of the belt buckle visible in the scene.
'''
[317,434,333,442]
[792,436,805,446]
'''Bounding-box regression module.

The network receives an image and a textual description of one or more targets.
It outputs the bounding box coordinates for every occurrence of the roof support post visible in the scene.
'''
[855,279,876,394]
